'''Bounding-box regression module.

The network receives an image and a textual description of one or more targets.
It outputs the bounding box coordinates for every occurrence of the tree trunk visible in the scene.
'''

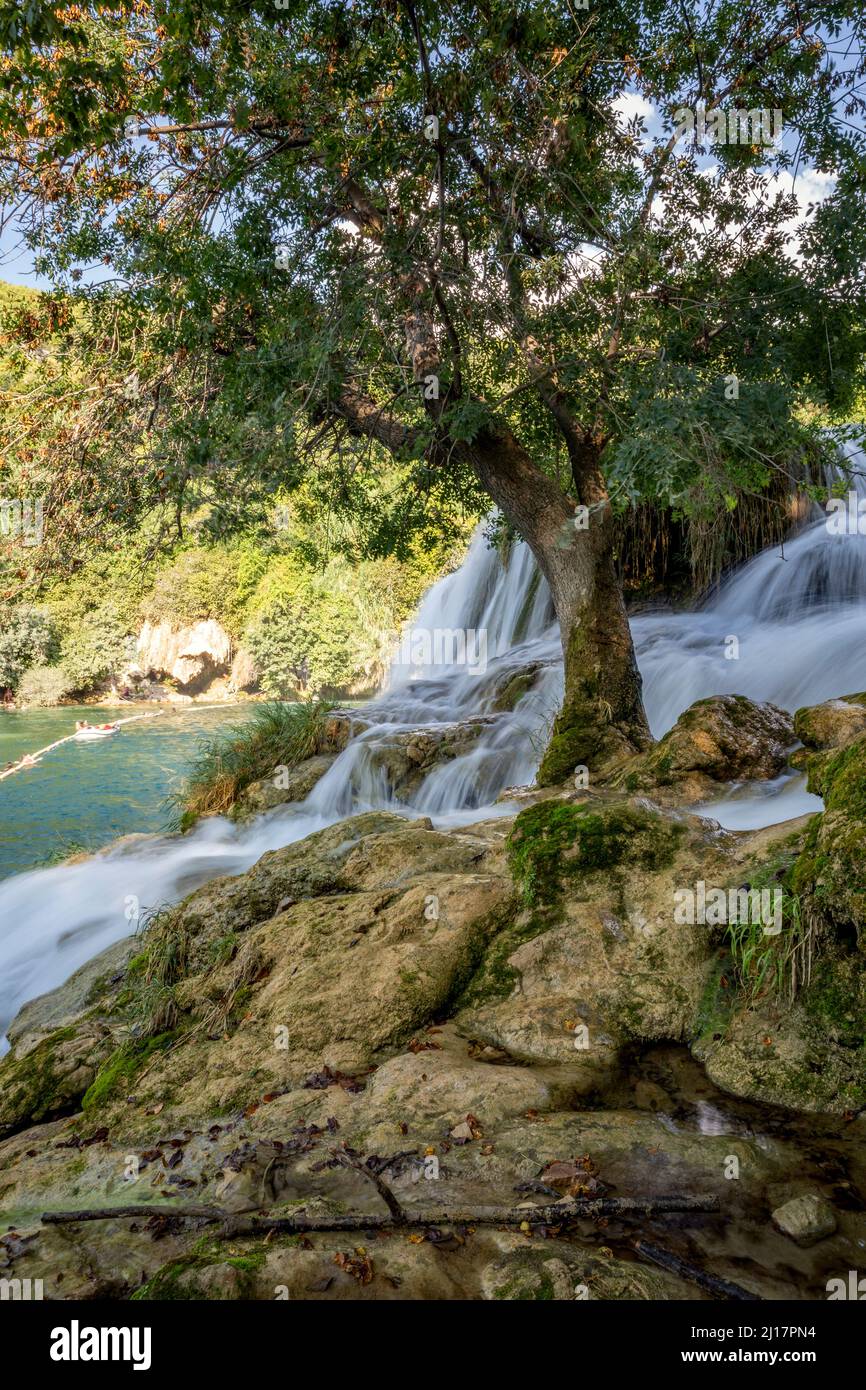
[469,424,650,785]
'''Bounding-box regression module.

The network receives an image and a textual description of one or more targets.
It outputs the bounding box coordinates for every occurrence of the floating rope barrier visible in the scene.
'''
[0,711,166,782]
[0,701,251,783]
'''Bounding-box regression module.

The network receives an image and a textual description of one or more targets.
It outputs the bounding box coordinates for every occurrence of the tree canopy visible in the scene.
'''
[2,1,866,769]
[2,1,864,579]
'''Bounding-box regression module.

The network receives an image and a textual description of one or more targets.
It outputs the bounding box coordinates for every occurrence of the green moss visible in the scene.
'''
[81,1032,175,1111]
[0,1025,83,1130]
[459,798,684,1010]
[493,671,536,713]
[822,734,866,818]
[508,799,684,910]
[131,1256,206,1302]
[225,1252,267,1273]
[536,714,593,786]
[536,626,617,785]
[802,952,865,1047]
[494,1274,555,1300]
[692,953,736,1046]
[132,1245,270,1300]
[791,734,866,941]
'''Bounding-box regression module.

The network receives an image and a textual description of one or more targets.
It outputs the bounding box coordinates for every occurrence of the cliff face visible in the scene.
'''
[135,619,233,694]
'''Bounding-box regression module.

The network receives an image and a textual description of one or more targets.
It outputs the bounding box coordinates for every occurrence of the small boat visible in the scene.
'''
[74,724,119,742]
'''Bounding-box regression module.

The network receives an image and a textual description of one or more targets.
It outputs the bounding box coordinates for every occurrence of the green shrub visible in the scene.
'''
[16,662,71,706]
[142,546,255,637]
[59,601,133,694]
[0,605,58,689]
[245,553,415,697]
[174,699,333,824]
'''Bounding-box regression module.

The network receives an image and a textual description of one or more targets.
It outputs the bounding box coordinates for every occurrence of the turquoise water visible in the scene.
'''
[0,705,253,880]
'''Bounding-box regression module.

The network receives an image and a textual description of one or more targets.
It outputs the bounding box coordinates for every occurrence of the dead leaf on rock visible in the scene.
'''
[449,1113,483,1143]
[334,1248,374,1285]
[538,1155,606,1199]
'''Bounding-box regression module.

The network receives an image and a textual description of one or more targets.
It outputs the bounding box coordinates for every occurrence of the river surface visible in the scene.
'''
[0,704,253,880]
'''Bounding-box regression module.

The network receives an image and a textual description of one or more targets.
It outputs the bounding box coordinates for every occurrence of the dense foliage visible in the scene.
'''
[1,3,865,741]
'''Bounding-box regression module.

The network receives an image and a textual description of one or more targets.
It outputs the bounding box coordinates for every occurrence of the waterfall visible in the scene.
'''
[633,439,866,733]
[0,531,561,1046]
[1,441,863,1044]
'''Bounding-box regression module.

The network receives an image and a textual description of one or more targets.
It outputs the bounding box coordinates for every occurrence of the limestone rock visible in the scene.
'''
[772,1194,837,1246]
[791,733,866,946]
[611,695,794,800]
[234,755,335,816]
[137,619,233,694]
[0,1022,112,1137]
[793,694,866,751]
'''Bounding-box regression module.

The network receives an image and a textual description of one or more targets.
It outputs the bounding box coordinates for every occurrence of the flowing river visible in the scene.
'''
[1,442,864,1046]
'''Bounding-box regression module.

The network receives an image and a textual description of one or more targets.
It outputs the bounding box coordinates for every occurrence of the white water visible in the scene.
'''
[0,531,562,1046]
[632,439,866,826]
[1,445,864,1044]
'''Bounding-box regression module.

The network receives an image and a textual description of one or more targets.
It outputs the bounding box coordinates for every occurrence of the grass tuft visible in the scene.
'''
[172,700,333,827]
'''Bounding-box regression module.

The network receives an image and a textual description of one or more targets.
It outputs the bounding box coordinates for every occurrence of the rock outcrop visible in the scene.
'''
[793,693,866,752]
[1,700,864,1302]
[608,694,795,801]
[136,619,233,695]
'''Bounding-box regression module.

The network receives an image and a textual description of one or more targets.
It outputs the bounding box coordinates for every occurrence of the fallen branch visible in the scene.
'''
[42,1204,222,1224]
[42,1193,719,1231]
[633,1237,761,1302]
[331,1150,407,1224]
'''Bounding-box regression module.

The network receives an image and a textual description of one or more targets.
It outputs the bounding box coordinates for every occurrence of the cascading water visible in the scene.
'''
[1,441,864,1044]
[632,438,866,826]
[0,530,562,1047]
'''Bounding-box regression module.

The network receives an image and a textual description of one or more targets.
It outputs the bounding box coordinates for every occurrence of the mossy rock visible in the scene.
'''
[507,796,685,911]
[609,695,794,797]
[0,1023,111,1136]
[82,1032,177,1112]
[491,667,541,713]
[791,733,866,945]
[793,695,866,751]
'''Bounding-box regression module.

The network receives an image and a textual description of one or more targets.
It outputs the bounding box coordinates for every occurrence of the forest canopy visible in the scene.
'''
[1,1,865,765]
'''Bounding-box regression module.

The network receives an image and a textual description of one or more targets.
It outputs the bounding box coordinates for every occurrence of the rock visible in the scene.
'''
[791,733,866,946]
[772,1194,837,1246]
[1,781,860,1301]
[136,619,233,694]
[610,695,794,800]
[693,981,866,1116]
[480,1245,689,1301]
[234,755,335,816]
[43,814,515,1120]
[456,795,712,1082]
[0,1022,112,1137]
[487,663,546,713]
[228,646,258,693]
[793,694,866,751]
[347,719,496,800]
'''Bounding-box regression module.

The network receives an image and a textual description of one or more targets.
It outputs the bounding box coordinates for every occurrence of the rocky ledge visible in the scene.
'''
[0,694,864,1301]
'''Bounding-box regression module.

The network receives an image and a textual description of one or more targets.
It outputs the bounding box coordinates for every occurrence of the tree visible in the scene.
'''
[2,1,865,777]
[0,606,57,690]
